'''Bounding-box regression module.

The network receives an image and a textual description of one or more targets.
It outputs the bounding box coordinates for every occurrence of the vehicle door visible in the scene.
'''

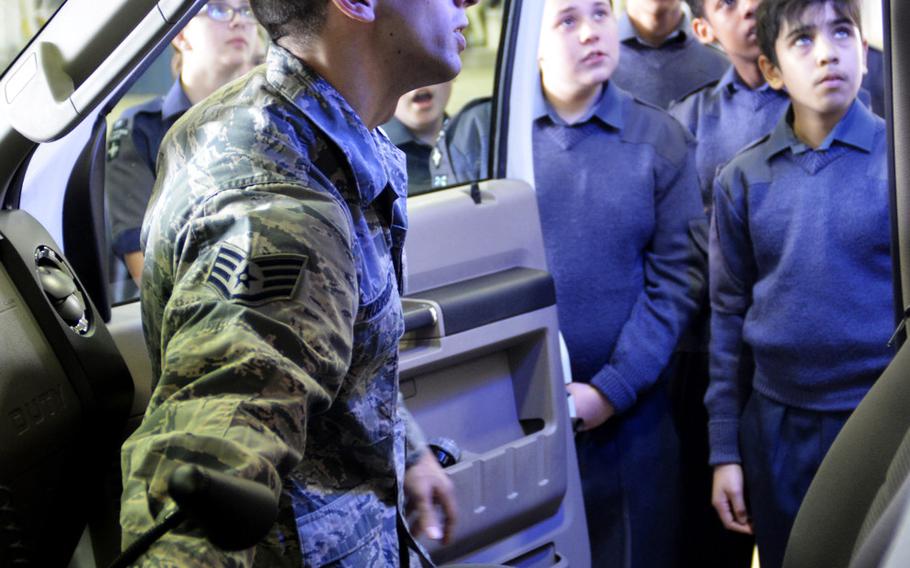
[0,1,590,566]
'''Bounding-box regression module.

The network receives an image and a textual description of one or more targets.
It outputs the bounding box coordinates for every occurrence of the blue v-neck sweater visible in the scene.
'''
[533,82,706,413]
[706,101,895,464]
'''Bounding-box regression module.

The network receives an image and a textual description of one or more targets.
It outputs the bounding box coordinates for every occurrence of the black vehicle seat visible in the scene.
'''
[0,210,134,567]
[62,114,116,322]
[783,341,910,567]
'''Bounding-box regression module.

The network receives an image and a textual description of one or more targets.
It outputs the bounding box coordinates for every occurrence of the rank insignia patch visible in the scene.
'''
[207,244,306,305]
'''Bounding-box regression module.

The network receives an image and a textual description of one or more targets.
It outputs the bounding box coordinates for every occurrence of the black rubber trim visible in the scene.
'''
[407,267,555,336]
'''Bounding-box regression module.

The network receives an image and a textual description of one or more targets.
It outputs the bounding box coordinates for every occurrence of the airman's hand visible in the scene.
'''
[404,450,458,544]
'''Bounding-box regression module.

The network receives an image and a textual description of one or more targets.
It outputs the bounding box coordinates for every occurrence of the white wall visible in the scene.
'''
[863,0,884,50]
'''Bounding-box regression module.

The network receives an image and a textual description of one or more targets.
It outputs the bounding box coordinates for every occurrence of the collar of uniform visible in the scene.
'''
[161,78,192,121]
[533,80,623,130]
[714,66,777,97]
[382,116,420,147]
[765,99,876,159]
[820,99,877,152]
[713,66,740,95]
[618,11,690,47]
[265,44,394,206]
[381,115,447,149]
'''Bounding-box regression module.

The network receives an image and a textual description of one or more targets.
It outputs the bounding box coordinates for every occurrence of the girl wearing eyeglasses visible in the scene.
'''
[107,2,261,287]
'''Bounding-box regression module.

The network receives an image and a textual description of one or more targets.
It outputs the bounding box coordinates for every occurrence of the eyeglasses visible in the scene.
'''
[199,2,255,23]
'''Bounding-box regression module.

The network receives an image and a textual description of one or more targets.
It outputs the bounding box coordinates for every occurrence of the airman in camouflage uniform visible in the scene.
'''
[119,37,440,566]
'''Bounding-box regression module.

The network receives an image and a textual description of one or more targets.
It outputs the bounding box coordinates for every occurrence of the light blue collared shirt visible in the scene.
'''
[669,65,790,210]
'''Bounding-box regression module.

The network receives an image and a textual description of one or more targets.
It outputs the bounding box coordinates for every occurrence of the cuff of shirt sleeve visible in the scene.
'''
[708,418,742,466]
[590,366,637,415]
[404,412,428,469]
[405,445,427,468]
[113,228,142,258]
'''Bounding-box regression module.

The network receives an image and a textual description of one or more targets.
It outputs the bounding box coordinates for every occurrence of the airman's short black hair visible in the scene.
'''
[251,0,329,43]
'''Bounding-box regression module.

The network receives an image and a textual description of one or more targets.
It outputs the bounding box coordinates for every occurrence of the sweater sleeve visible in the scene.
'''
[590,142,706,413]
[705,172,757,465]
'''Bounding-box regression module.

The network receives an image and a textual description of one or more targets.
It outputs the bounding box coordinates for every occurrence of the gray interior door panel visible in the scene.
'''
[112,178,592,567]
[400,179,589,567]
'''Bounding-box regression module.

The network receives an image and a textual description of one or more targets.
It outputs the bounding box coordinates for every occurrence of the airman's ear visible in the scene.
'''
[758,54,785,90]
[331,0,376,23]
[691,17,716,45]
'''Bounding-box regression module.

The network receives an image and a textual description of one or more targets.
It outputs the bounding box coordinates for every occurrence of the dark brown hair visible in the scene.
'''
[250,0,329,43]
[757,0,862,66]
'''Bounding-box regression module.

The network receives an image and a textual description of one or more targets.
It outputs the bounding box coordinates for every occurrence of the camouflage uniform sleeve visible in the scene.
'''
[121,185,358,566]
[399,395,428,467]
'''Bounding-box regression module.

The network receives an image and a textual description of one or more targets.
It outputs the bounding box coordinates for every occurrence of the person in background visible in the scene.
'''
[383,81,454,193]
[534,0,705,565]
[706,1,893,566]
[862,44,884,116]
[106,1,259,284]
[427,95,493,189]
[672,0,790,208]
[611,0,729,108]
[243,25,270,71]
[667,1,788,566]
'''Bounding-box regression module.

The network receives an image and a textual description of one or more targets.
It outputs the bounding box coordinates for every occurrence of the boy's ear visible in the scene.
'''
[758,54,785,90]
[172,30,190,52]
[330,0,375,23]
[691,17,716,45]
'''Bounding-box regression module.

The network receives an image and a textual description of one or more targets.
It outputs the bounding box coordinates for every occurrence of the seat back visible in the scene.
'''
[849,427,910,567]
[783,342,910,567]
[0,210,133,567]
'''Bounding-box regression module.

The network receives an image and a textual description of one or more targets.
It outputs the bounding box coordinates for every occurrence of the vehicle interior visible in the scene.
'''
[0,1,588,566]
[0,1,907,567]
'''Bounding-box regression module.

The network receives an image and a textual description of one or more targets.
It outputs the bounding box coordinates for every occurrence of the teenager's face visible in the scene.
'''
[701,0,762,62]
[394,82,453,132]
[762,2,866,119]
[375,0,477,88]
[539,0,619,94]
[176,1,257,74]
[626,0,681,15]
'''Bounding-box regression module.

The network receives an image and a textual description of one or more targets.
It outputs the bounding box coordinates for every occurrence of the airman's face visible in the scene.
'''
[375,0,478,89]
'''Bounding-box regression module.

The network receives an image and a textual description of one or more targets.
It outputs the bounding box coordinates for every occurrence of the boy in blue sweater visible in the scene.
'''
[671,0,790,209]
[668,2,787,566]
[705,1,894,567]
[534,1,705,565]
[612,0,729,108]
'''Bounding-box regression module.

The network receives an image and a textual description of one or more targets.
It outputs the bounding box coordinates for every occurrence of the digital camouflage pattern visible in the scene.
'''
[120,43,427,566]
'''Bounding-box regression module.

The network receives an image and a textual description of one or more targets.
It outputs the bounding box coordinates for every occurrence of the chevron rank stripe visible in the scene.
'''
[207,244,307,306]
